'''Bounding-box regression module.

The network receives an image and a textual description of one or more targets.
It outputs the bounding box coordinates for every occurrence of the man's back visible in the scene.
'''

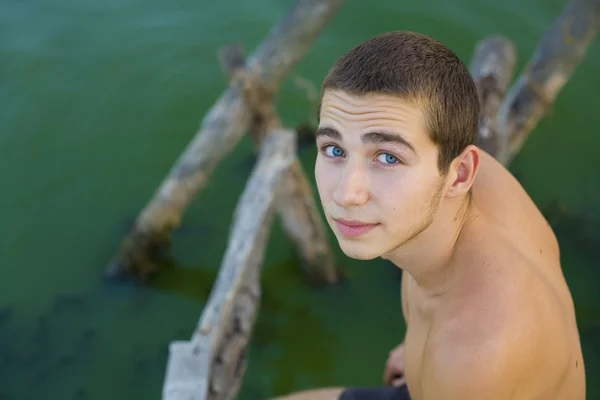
[402,151,586,399]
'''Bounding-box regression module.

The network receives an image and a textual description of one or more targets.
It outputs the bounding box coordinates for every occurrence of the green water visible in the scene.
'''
[2,0,599,398]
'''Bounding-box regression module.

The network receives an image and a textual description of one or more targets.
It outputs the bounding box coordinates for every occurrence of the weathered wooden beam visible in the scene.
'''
[468,36,517,159]
[495,0,600,165]
[275,162,340,284]
[162,129,297,400]
[218,43,246,81]
[105,0,348,281]
[220,44,340,285]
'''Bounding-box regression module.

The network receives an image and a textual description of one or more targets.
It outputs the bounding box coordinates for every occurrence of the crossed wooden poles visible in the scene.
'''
[99,0,599,398]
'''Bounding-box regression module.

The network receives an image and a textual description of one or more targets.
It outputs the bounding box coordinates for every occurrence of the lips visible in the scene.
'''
[333,218,379,238]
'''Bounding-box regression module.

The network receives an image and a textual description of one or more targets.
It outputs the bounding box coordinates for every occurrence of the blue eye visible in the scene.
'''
[325,145,345,157]
[377,153,399,165]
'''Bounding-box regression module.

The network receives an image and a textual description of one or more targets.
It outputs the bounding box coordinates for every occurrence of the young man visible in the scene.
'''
[276,31,586,399]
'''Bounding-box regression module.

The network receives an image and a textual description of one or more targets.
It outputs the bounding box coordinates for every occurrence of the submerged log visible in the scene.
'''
[105,0,347,281]
[162,129,296,400]
[495,0,600,165]
[468,36,517,158]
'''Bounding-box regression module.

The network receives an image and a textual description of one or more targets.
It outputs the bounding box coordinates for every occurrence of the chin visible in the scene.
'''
[337,239,382,260]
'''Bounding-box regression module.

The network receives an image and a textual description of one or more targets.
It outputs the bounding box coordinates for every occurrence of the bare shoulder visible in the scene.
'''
[472,150,560,259]
[417,151,585,399]
[421,233,577,399]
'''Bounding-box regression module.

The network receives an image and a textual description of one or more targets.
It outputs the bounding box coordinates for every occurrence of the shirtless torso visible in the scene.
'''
[401,151,585,399]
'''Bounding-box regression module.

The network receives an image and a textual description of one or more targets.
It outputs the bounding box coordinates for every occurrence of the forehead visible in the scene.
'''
[319,89,431,147]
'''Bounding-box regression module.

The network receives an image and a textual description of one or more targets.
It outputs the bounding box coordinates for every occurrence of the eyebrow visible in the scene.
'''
[315,126,416,153]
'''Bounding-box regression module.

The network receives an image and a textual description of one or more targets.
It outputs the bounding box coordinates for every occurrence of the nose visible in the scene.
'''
[332,161,369,208]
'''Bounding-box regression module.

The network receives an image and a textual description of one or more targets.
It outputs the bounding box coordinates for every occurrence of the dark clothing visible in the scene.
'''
[338,384,411,400]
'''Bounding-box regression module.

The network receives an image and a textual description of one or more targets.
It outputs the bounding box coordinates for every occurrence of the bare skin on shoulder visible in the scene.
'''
[275,31,586,400]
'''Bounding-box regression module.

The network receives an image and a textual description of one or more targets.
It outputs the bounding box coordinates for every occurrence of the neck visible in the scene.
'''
[383,193,475,294]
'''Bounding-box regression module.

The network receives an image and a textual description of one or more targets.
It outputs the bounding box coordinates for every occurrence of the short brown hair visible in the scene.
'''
[320,30,479,173]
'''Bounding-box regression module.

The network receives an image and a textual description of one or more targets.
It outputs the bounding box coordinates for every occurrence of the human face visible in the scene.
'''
[315,89,445,260]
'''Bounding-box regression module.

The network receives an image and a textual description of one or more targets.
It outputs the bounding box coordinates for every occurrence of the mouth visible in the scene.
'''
[333,218,379,238]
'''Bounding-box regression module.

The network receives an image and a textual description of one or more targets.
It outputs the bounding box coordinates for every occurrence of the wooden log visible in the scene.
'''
[162,129,297,400]
[105,0,348,281]
[468,36,517,159]
[495,0,600,165]
[275,162,340,284]
[220,44,340,285]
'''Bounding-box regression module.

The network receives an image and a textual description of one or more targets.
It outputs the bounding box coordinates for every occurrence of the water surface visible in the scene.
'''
[2,0,599,398]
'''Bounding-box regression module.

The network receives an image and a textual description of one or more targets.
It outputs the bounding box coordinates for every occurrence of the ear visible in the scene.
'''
[445,145,480,198]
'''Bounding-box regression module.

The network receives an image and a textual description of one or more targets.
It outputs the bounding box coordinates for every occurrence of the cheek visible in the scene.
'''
[371,169,414,199]
[371,170,435,215]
